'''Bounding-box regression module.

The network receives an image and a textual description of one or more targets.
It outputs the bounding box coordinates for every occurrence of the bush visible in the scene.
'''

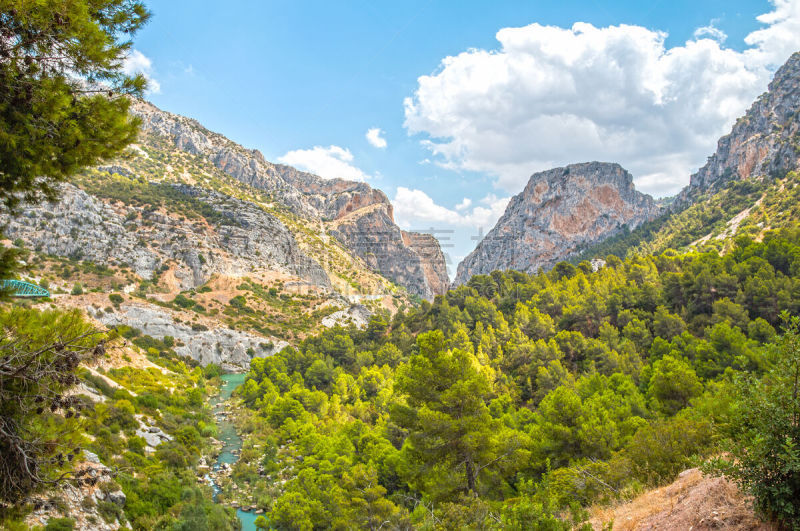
[96,500,123,523]
[173,294,195,309]
[44,518,75,531]
[709,315,800,528]
[109,293,124,305]
[71,283,83,295]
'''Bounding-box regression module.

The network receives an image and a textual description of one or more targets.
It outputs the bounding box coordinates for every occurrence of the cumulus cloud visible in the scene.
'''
[278,145,371,181]
[403,0,800,197]
[366,127,388,148]
[392,187,509,230]
[123,49,161,93]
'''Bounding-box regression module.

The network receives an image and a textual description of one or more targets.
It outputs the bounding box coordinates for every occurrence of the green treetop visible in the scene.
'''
[0,0,150,212]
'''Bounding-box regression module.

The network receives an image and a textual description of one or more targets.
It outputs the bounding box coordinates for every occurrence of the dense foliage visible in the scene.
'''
[77,358,239,530]
[232,228,800,528]
[0,308,101,503]
[0,0,149,211]
[709,316,800,528]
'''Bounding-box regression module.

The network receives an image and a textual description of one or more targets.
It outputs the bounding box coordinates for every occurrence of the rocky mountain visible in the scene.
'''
[453,162,658,285]
[676,51,800,206]
[329,201,450,301]
[130,100,448,300]
[571,51,800,263]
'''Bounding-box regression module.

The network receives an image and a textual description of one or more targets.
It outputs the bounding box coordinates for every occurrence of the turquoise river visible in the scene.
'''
[209,373,258,530]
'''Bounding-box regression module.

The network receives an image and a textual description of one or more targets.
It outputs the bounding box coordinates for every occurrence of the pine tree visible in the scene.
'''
[0,0,150,212]
[392,330,524,499]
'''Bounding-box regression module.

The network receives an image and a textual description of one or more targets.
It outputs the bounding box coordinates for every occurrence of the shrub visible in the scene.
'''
[109,293,124,305]
[71,283,83,295]
[173,294,195,309]
[44,518,75,531]
[709,315,800,528]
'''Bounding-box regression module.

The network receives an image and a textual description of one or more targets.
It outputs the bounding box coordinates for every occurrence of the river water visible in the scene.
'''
[209,373,258,531]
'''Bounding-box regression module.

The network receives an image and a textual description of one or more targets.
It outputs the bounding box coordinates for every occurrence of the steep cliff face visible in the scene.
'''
[328,202,448,300]
[401,231,450,298]
[453,162,658,285]
[130,100,447,299]
[676,51,800,205]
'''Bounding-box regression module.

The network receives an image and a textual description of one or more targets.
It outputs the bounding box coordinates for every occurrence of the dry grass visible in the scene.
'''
[589,469,775,530]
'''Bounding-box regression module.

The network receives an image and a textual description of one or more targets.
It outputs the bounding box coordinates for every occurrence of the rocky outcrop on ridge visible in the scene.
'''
[676,51,800,205]
[453,162,658,285]
[329,202,447,301]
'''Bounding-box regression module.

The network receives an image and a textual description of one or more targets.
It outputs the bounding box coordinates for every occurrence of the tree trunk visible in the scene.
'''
[465,456,476,494]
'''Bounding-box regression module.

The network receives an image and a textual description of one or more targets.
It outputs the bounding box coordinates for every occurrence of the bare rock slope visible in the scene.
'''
[454,162,658,285]
[677,51,800,205]
[5,183,330,291]
[131,100,448,299]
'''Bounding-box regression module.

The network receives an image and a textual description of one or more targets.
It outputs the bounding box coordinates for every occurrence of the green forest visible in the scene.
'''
[230,228,800,529]
[2,1,800,529]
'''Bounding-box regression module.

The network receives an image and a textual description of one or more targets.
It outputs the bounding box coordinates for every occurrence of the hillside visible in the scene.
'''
[130,100,449,301]
[3,98,456,370]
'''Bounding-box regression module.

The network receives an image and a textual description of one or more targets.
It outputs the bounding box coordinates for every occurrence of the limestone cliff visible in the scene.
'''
[130,100,448,299]
[5,183,330,291]
[401,231,450,298]
[453,162,658,285]
[676,51,800,205]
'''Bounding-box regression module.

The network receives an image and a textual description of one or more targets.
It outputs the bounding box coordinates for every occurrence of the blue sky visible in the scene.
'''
[129,0,799,275]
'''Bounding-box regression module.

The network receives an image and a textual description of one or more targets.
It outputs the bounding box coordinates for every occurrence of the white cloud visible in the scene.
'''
[392,187,509,230]
[123,49,161,94]
[278,145,371,181]
[694,20,727,43]
[403,1,800,197]
[365,127,388,148]
[455,198,472,211]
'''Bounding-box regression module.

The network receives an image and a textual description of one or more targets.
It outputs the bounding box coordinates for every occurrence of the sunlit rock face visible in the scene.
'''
[676,51,800,206]
[454,162,658,285]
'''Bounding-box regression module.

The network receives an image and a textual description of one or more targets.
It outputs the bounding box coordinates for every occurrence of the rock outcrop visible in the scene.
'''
[130,100,448,299]
[24,452,125,531]
[401,231,450,297]
[453,162,658,285]
[329,202,449,300]
[88,303,287,371]
[676,51,800,205]
[4,183,330,291]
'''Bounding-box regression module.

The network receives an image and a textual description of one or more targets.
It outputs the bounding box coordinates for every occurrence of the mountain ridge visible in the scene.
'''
[675,51,800,206]
[130,99,448,300]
